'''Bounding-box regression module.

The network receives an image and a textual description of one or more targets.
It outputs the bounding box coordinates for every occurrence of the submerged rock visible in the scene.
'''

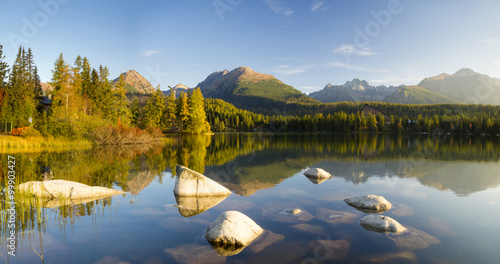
[165,243,227,264]
[316,208,357,226]
[390,203,415,217]
[304,168,331,179]
[289,223,326,236]
[174,165,231,196]
[360,215,406,233]
[19,180,124,199]
[93,256,131,264]
[248,230,285,253]
[205,211,263,256]
[363,251,417,264]
[175,195,229,217]
[387,226,440,250]
[344,195,392,213]
[305,240,351,263]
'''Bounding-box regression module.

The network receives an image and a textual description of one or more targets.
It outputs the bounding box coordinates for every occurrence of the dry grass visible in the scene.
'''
[0,135,93,153]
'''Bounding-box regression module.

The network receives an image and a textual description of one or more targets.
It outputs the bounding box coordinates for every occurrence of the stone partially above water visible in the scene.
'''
[174,165,231,196]
[303,168,331,179]
[205,211,263,256]
[344,195,392,213]
[359,215,406,233]
[18,180,124,199]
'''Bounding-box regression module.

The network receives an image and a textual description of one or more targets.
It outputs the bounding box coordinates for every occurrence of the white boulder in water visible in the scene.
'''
[174,165,231,196]
[360,215,406,233]
[303,168,331,179]
[344,195,392,212]
[205,211,263,255]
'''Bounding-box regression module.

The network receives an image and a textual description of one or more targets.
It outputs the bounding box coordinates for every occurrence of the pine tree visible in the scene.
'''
[0,44,9,121]
[114,73,131,124]
[186,88,210,134]
[163,90,177,131]
[6,46,38,126]
[130,96,141,127]
[176,91,189,132]
[50,53,74,119]
[143,86,165,128]
[0,44,8,89]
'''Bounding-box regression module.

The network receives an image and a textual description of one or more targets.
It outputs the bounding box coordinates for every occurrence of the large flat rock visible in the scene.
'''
[174,165,231,196]
[19,180,124,199]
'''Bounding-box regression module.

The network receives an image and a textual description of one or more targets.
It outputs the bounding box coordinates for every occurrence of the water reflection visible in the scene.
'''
[1,134,499,262]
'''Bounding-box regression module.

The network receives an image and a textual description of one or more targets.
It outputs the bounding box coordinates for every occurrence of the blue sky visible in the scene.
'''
[1,0,500,93]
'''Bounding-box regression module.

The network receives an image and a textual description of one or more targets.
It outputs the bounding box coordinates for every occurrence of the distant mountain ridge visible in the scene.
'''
[418,68,500,105]
[309,79,400,103]
[113,70,155,94]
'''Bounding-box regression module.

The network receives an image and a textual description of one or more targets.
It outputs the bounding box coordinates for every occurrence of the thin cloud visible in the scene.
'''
[262,0,294,16]
[333,44,377,56]
[269,64,316,75]
[325,61,389,74]
[142,50,160,57]
[311,0,328,12]
[495,61,500,65]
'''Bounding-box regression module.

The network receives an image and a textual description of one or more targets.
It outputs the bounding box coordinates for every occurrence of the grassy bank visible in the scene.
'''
[0,135,93,153]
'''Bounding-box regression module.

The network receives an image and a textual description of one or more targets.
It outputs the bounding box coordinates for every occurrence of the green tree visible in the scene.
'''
[163,90,177,131]
[143,87,165,128]
[6,46,39,126]
[0,44,8,88]
[186,88,210,134]
[176,91,189,132]
[114,74,131,124]
[130,96,141,127]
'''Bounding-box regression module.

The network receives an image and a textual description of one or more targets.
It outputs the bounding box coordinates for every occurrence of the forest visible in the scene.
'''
[0,45,210,144]
[1,44,500,142]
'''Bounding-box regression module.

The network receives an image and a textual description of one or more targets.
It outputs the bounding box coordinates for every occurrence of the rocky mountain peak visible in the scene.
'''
[113,70,155,94]
[173,83,190,89]
[343,78,370,91]
[454,68,476,76]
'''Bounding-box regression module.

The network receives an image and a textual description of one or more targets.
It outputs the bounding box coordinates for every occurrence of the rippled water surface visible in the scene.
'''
[1,134,500,263]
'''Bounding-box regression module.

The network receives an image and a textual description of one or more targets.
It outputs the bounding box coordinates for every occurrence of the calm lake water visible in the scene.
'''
[1,134,500,263]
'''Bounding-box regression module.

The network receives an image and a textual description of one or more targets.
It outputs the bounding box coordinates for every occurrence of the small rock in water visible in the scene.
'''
[303,168,331,179]
[344,195,392,213]
[359,215,406,233]
[282,208,302,215]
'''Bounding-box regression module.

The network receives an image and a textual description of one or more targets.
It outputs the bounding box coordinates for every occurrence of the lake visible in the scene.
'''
[1,134,500,263]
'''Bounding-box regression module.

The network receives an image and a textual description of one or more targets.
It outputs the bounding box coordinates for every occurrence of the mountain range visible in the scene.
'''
[113,67,500,110]
[195,66,317,110]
